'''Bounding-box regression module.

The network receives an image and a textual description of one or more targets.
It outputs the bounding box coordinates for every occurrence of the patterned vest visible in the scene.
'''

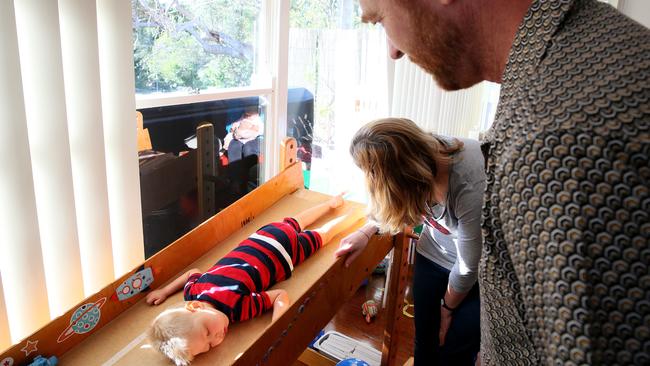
[480,0,650,365]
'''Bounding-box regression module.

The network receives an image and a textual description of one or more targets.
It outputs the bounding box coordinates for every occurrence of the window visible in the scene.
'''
[132,0,263,96]
[288,0,389,203]
[287,0,501,203]
[137,97,269,258]
[131,0,282,258]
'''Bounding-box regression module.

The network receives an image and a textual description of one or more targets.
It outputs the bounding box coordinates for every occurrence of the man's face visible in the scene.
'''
[360,0,465,90]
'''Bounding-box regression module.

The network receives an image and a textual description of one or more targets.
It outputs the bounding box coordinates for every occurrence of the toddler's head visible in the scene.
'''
[148,301,229,365]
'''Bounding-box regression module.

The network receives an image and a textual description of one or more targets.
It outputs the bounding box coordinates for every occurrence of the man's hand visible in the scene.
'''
[439,306,453,346]
[334,229,370,267]
[146,289,168,305]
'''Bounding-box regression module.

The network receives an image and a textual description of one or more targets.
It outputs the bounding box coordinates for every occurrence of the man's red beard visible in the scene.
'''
[402,4,465,91]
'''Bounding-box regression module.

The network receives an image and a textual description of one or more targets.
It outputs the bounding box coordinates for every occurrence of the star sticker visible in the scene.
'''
[21,339,38,357]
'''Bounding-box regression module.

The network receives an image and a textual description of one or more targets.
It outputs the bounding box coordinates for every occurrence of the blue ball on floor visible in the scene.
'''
[336,358,370,366]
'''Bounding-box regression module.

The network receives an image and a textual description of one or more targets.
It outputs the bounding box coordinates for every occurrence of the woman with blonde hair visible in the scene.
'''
[335,118,485,365]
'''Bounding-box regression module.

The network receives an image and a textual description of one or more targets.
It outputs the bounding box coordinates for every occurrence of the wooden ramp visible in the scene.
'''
[1,163,408,366]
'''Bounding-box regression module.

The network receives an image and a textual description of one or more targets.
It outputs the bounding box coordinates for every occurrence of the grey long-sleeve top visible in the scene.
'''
[416,137,486,293]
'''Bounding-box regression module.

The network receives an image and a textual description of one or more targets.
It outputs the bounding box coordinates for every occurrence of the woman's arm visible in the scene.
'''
[145,268,202,305]
[445,181,485,304]
[440,180,485,344]
[334,222,378,267]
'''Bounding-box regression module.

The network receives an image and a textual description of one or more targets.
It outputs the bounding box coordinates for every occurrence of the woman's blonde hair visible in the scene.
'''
[148,308,195,366]
[350,118,463,234]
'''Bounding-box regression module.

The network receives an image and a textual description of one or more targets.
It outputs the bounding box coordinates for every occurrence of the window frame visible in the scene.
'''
[133,0,290,182]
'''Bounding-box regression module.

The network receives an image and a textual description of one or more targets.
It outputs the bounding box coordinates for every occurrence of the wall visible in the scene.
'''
[620,0,650,28]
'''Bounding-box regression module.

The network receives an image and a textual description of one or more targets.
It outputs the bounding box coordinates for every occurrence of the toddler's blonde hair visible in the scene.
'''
[148,308,195,366]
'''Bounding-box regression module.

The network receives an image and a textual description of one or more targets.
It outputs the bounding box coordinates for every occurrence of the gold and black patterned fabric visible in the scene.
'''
[480,0,649,365]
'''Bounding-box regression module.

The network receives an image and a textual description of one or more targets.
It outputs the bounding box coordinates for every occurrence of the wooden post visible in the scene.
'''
[281,137,298,172]
[135,111,152,151]
[381,231,411,366]
[196,122,216,220]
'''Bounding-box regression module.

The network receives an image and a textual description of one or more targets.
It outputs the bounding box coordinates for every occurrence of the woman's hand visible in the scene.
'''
[146,289,168,305]
[439,306,453,346]
[439,285,466,345]
[334,229,370,267]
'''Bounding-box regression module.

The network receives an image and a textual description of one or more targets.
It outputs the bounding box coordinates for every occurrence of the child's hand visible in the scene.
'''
[328,192,346,209]
[146,289,168,305]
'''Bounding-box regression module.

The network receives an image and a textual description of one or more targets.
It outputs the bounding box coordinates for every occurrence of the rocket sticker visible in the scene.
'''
[112,267,154,302]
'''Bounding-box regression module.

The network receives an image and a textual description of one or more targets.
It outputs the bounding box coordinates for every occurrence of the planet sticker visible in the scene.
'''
[57,297,106,343]
[1,357,14,366]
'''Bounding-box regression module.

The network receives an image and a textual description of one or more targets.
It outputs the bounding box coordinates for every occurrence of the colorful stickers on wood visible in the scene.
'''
[112,267,154,302]
[56,297,106,343]
[20,340,38,357]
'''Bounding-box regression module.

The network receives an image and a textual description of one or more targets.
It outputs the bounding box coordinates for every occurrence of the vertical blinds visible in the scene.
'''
[391,56,495,139]
[0,0,144,347]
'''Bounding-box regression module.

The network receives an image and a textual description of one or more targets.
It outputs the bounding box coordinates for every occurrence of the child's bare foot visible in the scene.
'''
[328,192,346,209]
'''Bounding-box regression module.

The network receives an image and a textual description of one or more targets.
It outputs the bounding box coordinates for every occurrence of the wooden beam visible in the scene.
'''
[136,111,152,151]
[280,137,298,172]
[381,232,411,366]
[196,122,216,220]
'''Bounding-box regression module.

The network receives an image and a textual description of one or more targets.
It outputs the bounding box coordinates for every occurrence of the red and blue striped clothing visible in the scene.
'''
[184,217,322,322]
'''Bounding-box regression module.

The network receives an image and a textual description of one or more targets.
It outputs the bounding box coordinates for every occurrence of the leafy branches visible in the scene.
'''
[132,0,259,92]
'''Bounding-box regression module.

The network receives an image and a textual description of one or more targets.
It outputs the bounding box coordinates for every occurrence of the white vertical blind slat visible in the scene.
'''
[390,57,491,138]
[422,73,430,124]
[0,275,10,349]
[439,92,449,133]
[14,0,85,318]
[0,0,51,343]
[414,69,424,124]
[427,79,440,132]
[0,1,50,342]
[59,0,115,295]
[97,0,144,277]
[406,63,416,120]
[399,60,407,117]
[392,60,402,116]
